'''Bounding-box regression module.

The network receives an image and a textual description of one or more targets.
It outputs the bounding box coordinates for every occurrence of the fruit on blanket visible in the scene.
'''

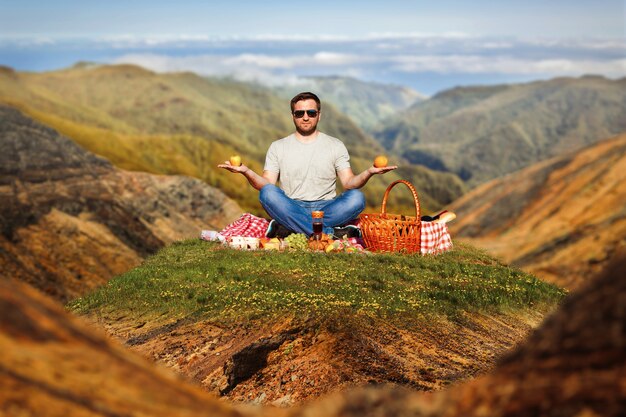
[261,237,281,250]
[373,155,388,168]
[285,233,308,251]
[325,240,343,253]
[308,240,326,251]
[229,155,242,166]
[308,233,333,251]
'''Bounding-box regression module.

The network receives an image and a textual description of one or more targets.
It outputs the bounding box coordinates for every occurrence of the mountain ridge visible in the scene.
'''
[0,105,241,302]
[373,75,626,185]
[273,75,425,131]
[0,63,464,214]
[449,132,626,289]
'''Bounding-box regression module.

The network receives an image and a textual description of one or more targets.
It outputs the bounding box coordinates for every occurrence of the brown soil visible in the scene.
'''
[85,307,545,407]
[450,133,626,290]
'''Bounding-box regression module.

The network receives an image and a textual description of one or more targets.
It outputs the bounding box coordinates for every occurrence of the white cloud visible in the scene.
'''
[114,50,626,89]
[114,51,375,80]
[104,33,625,89]
[224,54,297,69]
[311,52,371,66]
[390,55,626,76]
[0,36,56,47]
[97,32,474,46]
[111,53,303,86]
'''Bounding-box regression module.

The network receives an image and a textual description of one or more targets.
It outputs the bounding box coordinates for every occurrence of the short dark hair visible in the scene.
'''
[290,92,321,112]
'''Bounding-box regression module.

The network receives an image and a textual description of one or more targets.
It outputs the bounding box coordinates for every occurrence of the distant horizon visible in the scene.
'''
[2,58,623,99]
[1,1,624,95]
[1,33,624,96]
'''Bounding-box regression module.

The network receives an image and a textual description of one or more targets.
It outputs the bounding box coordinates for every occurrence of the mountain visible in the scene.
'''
[0,105,241,302]
[2,244,623,416]
[373,75,626,186]
[0,64,463,214]
[72,239,562,406]
[274,76,425,131]
[448,133,626,290]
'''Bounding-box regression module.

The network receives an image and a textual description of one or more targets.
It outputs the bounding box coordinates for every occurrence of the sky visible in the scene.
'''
[1,0,624,95]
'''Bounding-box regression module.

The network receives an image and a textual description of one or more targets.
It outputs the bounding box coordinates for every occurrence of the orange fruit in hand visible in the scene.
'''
[373,155,388,168]
[229,155,242,166]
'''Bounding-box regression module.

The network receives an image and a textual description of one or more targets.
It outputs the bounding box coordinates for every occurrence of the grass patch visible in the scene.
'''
[69,240,566,326]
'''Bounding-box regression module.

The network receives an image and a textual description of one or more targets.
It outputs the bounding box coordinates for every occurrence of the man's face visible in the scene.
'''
[292,99,320,136]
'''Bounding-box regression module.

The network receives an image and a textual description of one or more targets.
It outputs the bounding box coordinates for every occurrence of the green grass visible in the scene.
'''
[69,240,566,327]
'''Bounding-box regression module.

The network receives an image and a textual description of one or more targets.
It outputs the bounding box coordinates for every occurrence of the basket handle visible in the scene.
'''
[381,180,421,219]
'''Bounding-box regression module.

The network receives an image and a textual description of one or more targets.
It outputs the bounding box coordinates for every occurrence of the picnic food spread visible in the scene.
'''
[201,205,455,255]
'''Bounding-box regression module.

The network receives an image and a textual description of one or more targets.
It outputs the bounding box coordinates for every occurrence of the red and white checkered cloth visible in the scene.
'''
[420,222,453,254]
[219,213,270,238]
[218,213,452,254]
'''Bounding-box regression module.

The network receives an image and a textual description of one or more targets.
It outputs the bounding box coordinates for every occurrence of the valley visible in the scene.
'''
[1,63,625,415]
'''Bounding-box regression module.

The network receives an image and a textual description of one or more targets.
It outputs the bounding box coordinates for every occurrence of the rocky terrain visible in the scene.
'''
[289,253,626,416]
[449,133,626,289]
[0,105,241,302]
[2,250,623,416]
[88,303,543,407]
[0,277,247,417]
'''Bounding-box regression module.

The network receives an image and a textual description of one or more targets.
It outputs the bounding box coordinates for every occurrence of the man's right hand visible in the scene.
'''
[217,162,271,190]
[218,161,249,174]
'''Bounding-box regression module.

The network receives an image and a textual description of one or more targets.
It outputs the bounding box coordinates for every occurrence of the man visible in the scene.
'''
[218,92,397,238]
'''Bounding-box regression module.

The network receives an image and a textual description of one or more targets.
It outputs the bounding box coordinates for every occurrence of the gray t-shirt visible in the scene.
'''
[263,132,351,201]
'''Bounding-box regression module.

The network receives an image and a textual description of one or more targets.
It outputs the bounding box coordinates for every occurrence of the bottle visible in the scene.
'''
[312,211,324,240]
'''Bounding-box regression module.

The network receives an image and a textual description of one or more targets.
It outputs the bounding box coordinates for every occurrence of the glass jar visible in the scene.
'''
[311,210,324,240]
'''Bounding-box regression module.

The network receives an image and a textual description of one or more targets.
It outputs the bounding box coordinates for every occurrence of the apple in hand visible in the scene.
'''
[373,155,388,168]
[229,155,242,166]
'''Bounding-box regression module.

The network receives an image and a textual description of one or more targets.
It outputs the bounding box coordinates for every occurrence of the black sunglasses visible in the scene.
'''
[292,109,319,118]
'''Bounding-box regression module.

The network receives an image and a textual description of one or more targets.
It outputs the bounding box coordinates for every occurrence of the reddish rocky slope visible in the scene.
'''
[449,133,626,289]
[0,278,247,417]
[0,105,241,302]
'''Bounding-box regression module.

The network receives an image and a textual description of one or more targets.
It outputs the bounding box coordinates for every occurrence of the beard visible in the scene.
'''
[296,125,316,136]
[295,120,318,136]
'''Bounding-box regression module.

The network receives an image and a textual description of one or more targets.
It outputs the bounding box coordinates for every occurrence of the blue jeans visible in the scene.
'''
[259,184,366,235]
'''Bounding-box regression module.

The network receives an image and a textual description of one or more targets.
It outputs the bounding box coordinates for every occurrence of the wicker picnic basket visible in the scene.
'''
[359,180,422,253]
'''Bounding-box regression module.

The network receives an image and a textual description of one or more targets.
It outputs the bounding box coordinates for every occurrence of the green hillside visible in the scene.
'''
[67,239,565,404]
[0,64,463,215]
[69,239,565,325]
[373,76,626,185]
